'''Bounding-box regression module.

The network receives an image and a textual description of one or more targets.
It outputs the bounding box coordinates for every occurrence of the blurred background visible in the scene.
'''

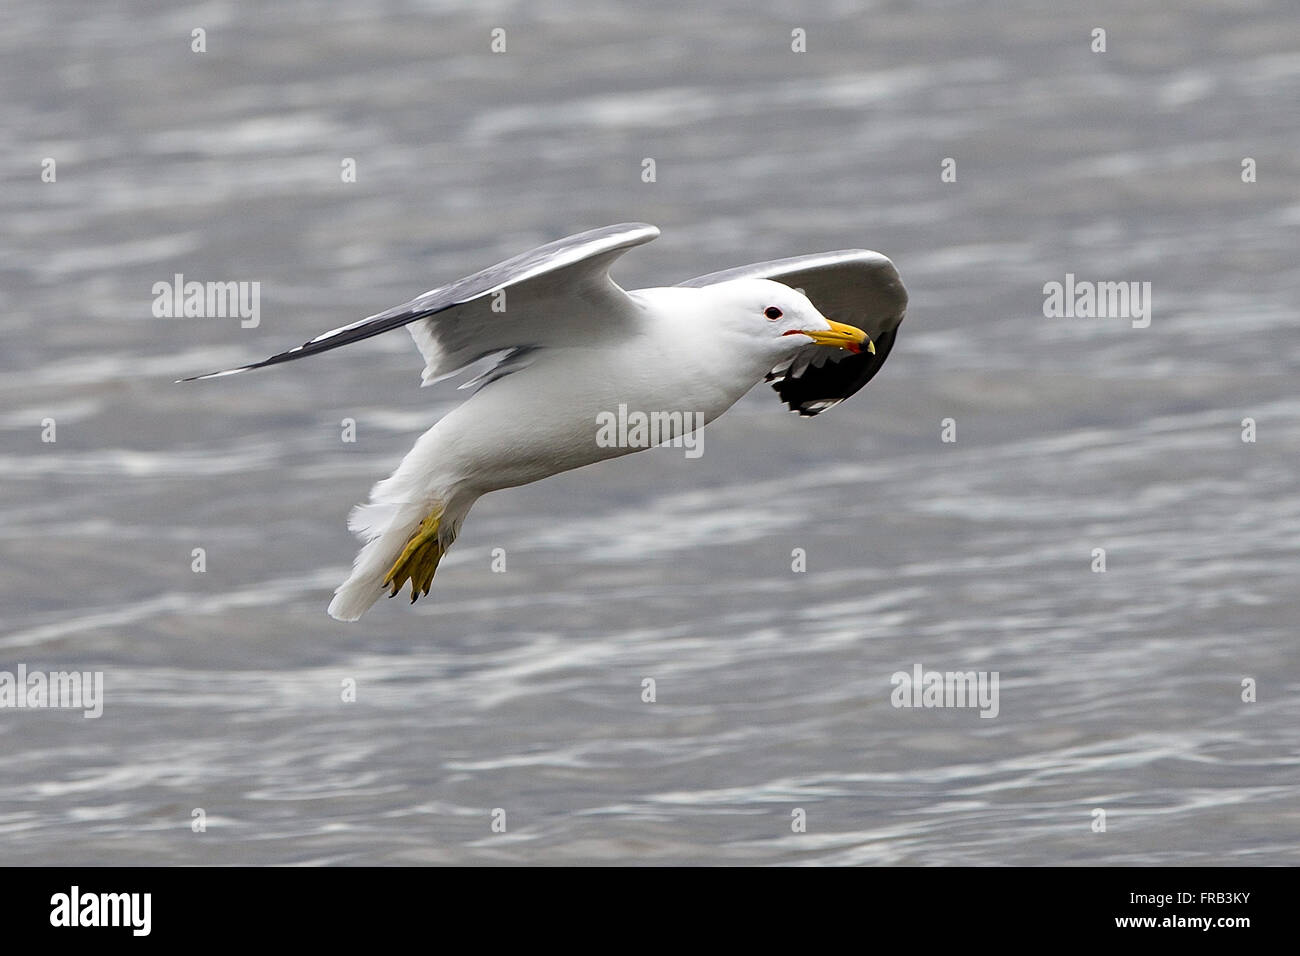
[1,0,1297,864]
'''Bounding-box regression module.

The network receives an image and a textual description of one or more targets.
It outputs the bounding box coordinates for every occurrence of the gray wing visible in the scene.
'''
[678,250,908,416]
[179,223,659,383]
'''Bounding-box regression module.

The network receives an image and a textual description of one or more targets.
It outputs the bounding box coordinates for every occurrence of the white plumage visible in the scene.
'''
[181,224,908,621]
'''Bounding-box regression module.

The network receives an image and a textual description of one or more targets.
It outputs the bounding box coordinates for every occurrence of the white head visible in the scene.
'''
[700,278,874,366]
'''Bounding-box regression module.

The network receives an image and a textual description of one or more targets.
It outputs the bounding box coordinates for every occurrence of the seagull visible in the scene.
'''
[182,224,908,621]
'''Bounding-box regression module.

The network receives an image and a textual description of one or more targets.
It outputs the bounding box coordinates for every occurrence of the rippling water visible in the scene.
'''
[2,0,1298,865]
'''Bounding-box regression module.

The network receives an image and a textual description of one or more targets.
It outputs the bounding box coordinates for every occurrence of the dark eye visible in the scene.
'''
[764,306,783,320]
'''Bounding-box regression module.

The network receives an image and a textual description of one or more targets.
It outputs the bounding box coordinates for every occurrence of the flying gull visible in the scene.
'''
[181,224,908,621]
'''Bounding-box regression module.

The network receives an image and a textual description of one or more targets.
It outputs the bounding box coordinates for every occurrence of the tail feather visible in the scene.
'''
[327,425,474,621]
[328,500,432,622]
[347,500,401,539]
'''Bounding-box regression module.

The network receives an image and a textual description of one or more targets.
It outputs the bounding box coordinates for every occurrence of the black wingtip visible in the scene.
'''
[773,322,901,416]
[175,362,261,383]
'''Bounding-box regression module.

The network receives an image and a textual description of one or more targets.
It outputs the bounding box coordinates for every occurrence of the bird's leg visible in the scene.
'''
[383,506,446,603]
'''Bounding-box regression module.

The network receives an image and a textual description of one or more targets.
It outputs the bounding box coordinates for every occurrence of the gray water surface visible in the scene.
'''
[1,0,1298,865]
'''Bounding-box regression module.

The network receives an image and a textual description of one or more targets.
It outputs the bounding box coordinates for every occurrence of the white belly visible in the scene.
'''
[432,340,755,495]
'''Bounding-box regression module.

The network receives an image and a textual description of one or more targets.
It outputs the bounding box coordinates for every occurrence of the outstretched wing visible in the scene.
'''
[678,250,907,416]
[179,223,660,383]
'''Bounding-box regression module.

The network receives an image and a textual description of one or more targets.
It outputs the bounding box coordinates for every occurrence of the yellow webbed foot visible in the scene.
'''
[383,507,445,604]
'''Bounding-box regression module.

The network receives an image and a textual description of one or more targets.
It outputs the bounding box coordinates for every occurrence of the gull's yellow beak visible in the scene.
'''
[785,319,875,355]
